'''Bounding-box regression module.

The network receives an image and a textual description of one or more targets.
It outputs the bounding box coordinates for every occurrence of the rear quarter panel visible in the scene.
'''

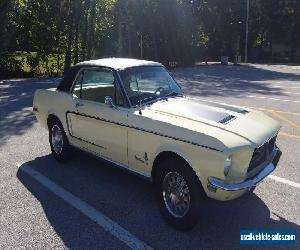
[33,89,75,130]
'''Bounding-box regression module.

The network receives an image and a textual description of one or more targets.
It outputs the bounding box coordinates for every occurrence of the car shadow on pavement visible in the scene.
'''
[0,78,59,147]
[17,152,299,249]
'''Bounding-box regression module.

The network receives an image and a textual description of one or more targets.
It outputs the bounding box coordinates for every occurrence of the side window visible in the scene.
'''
[73,68,125,106]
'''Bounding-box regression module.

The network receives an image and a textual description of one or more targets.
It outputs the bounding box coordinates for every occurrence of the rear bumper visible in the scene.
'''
[208,148,282,191]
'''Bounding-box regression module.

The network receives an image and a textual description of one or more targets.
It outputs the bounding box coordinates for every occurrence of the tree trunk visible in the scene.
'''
[0,0,10,54]
[116,1,123,57]
[82,0,91,61]
[56,53,60,75]
[64,0,75,72]
[64,45,72,73]
[74,23,79,64]
[73,0,81,64]
[87,0,96,60]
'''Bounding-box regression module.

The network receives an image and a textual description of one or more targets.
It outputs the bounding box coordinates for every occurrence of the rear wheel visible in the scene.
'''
[154,156,206,231]
[48,118,71,162]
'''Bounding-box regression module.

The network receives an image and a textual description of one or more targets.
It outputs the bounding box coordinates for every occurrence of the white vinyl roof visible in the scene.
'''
[77,58,162,70]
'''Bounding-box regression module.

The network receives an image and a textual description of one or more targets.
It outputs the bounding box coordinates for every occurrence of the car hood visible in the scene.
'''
[142,97,280,150]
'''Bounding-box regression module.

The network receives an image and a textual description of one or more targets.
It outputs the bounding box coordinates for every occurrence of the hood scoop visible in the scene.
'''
[150,99,236,124]
[219,115,236,124]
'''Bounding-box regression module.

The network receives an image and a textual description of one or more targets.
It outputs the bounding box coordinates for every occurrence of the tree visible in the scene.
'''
[1,0,300,77]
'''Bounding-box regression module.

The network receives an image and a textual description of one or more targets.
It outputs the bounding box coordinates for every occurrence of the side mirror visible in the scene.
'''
[105,96,117,109]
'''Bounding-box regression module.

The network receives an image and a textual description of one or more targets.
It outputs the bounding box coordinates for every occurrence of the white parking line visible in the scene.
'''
[273,85,300,89]
[209,87,300,96]
[282,91,300,95]
[247,95,300,103]
[18,163,152,250]
[268,175,300,189]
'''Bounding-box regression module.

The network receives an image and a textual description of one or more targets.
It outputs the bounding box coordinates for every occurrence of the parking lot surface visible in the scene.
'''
[0,64,299,249]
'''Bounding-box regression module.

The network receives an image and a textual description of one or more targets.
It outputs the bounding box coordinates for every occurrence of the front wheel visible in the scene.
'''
[154,157,206,231]
[49,119,71,162]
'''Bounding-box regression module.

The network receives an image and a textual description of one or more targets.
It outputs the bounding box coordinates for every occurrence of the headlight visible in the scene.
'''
[224,156,232,176]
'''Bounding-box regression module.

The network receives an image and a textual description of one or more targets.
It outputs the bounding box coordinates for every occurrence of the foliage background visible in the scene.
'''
[1,0,300,77]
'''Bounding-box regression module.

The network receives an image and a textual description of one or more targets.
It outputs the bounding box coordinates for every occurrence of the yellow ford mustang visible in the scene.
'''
[33,58,282,230]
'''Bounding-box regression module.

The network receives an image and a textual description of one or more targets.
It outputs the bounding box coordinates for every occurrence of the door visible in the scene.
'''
[67,67,128,165]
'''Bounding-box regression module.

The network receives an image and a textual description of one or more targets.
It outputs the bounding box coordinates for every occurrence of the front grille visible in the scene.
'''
[248,135,277,173]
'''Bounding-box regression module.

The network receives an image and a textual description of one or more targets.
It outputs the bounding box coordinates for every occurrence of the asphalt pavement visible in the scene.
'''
[0,64,299,249]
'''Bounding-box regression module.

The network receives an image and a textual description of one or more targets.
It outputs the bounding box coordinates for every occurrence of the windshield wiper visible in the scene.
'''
[140,95,169,106]
[140,95,158,104]
[139,91,182,107]
[165,91,182,98]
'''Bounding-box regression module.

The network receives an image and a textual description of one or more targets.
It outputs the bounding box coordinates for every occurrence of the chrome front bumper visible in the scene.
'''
[208,149,282,191]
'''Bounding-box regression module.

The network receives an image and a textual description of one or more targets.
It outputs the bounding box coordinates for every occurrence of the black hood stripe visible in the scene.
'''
[65,111,223,153]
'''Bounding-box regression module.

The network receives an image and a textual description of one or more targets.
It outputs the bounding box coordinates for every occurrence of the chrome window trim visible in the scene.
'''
[70,66,101,94]
[115,70,132,108]
[69,66,130,108]
[117,65,183,109]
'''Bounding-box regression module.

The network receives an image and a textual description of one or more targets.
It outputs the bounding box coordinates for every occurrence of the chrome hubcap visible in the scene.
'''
[51,125,63,154]
[162,172,191,218]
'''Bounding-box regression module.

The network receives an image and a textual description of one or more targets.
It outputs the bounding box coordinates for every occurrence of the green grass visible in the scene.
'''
[6,51,65,76]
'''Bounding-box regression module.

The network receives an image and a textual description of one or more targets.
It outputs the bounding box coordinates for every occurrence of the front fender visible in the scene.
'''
[152,141,226,194]
[153,144,194,173]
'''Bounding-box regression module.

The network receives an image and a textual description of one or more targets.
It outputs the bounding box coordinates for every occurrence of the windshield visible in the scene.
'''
[120,66,183,107]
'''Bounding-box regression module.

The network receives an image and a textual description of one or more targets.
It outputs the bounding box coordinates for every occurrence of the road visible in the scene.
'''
[0,64,299,249]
